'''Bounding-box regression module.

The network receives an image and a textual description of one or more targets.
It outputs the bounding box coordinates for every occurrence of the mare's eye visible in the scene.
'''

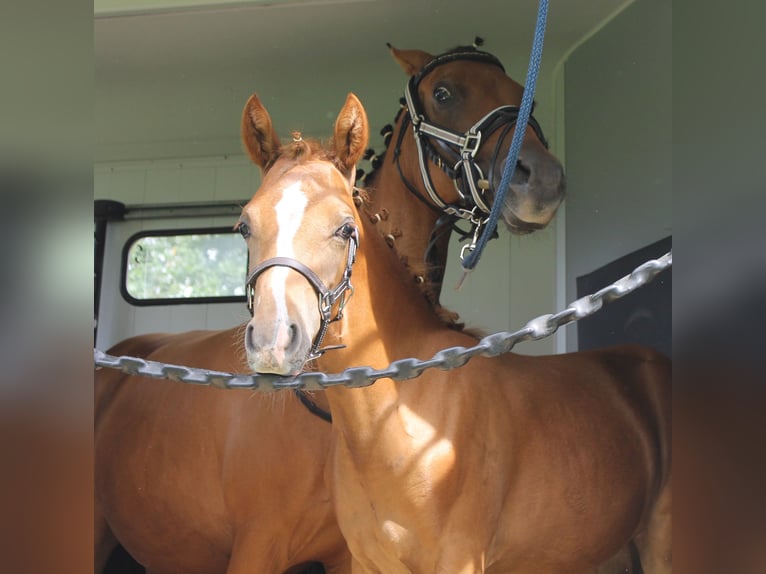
[433,85,452,104]
[238,222,251,239]
[336,222,356,240]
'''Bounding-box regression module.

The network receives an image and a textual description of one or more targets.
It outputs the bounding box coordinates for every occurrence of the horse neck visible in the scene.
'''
[318,214,465,434]
[362,113,451,305]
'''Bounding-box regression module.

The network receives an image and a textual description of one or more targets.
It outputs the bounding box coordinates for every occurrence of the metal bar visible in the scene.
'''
[121,200,250,221]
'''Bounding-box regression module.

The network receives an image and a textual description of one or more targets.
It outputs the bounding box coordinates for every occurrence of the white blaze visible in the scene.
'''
[269,182,308,352]
[275,181,308,256]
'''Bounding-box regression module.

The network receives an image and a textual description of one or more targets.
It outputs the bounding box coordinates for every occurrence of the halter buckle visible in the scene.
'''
[246,284,255,314]
[334,284,354,321]
[444,205,486,227]
[461,131,482,158]
[318,291,334,321]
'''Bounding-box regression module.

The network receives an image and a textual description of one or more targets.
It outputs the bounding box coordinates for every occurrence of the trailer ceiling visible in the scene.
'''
[95,0,630,162]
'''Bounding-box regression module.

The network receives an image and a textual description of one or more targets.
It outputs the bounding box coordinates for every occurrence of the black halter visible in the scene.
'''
[245,227,358,362]
[396,49,549,252]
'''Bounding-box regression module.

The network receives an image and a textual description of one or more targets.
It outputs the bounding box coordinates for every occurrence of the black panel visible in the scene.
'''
[576,236,671,356]
[94,200,126,340]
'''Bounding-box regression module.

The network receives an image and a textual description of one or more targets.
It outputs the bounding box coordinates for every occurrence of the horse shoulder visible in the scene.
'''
[592,344,671,431]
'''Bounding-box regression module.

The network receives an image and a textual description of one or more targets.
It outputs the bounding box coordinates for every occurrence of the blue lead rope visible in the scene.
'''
[460,0,549,271]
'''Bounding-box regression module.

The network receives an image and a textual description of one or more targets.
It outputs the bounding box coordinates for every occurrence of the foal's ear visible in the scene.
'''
[241,93,281,170]
[387,43,433,76]
[333,93,369,175]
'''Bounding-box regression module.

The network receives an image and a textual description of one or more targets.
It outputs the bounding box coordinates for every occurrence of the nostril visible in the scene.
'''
[502,159,530,190]
[245,323,256,354]
[286,323,299,352]
[514,159,531,181]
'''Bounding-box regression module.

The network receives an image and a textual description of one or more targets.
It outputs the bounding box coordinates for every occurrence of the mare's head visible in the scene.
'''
[390,42,566,233]
[238,93,369,376]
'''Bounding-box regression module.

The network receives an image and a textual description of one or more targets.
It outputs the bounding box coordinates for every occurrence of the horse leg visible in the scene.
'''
[635,477,672,574]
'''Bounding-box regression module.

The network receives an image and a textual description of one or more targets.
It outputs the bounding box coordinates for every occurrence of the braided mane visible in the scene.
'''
[278,134,354,177]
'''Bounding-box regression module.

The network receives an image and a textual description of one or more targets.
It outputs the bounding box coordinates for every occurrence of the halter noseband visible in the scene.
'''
[245,227,359,362]
[397,49,549,255]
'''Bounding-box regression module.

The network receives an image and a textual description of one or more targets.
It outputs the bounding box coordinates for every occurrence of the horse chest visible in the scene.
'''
[331,411,488,570]
[335,402,460,488]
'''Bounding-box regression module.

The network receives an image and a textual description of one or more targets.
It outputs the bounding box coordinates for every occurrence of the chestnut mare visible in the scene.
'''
[95,44,566,574]
[242,94,671,574]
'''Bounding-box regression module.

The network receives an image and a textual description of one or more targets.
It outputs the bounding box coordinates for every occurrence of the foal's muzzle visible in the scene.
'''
[244,228,359,363]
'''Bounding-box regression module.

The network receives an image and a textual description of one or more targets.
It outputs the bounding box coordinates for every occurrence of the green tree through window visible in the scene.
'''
[125,231,247,300]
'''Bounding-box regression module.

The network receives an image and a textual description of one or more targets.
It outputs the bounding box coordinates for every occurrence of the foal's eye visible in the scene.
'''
[433,85,452,104]
[335,222,356,240]
[237,222,251,239]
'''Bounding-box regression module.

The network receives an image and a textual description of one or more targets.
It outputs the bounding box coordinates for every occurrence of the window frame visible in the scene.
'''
[119,226,248,306]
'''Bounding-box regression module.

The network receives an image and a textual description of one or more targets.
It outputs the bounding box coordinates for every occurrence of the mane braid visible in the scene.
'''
[448,35,486,53]
[355,105,405,186]
[283,138,329,162]
[352,103,467,332]
[354,71,477,331]
[445,44,482,55]
[281,137,357,175]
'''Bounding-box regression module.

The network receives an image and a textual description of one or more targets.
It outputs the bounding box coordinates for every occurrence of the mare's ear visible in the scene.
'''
[333,93,369,175]
[387,43,433,76]
[241,93,281,171]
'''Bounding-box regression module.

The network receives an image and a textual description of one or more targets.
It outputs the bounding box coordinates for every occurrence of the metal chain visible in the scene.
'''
[94,252,671,392]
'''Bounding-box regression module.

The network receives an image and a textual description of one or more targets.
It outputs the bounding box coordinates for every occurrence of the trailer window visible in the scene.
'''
[122,227,247,305]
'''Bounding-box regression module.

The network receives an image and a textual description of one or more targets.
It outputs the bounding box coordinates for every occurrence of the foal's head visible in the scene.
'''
[238,93,368,375]
[389,43,566,233]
